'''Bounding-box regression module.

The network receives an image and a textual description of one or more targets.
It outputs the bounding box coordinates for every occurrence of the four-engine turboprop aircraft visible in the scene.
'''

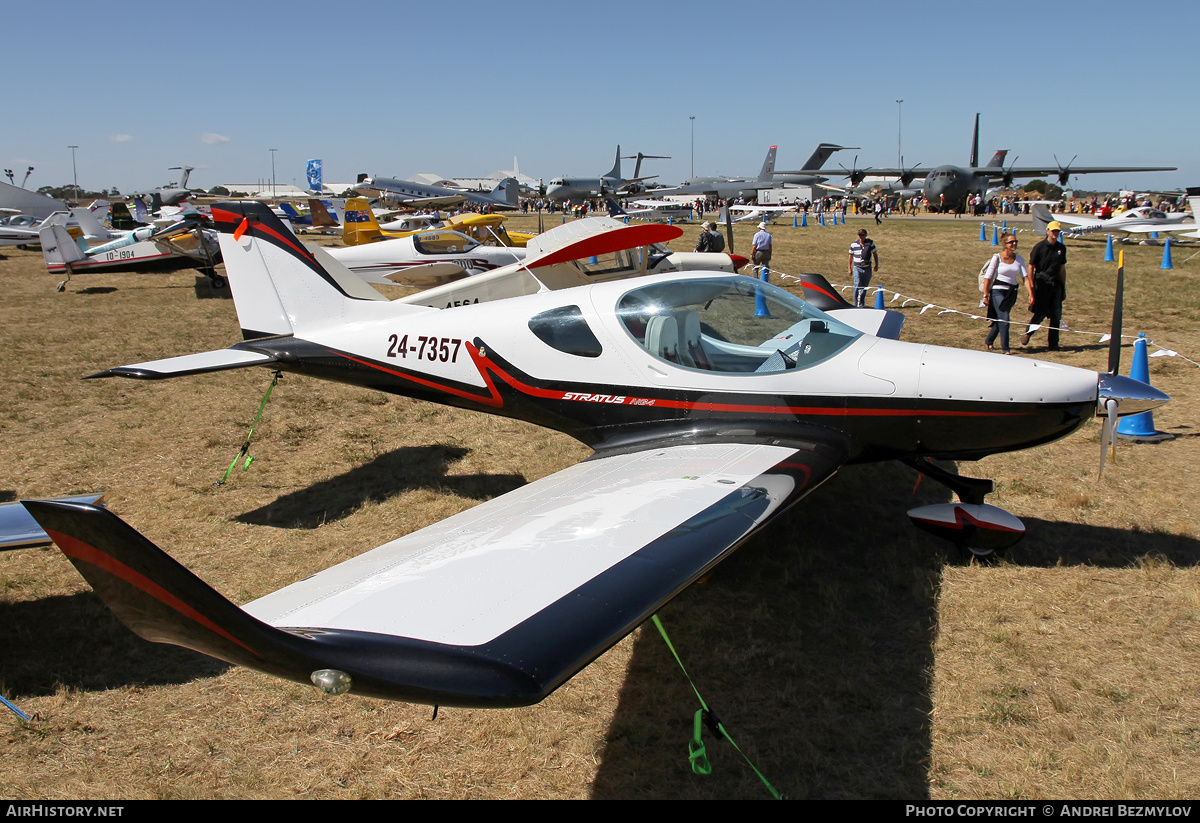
[22,199,1167,709]
[821,115,1176,212]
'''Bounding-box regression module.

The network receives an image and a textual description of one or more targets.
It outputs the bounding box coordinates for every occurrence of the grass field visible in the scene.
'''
[1,211,1198,799]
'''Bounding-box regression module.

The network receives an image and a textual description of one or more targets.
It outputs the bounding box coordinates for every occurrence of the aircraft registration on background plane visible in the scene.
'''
[22,200,1166,709]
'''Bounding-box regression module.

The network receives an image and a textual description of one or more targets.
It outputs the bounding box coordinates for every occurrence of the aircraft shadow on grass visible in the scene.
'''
[193,275,231,300]
[1,591,229,699]
[235,444,527,530]
[588,460,1200,799]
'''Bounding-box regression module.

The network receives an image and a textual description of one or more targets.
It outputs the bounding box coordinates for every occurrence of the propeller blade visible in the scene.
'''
[1107,251,1125,374]
[1099,398,1119,477]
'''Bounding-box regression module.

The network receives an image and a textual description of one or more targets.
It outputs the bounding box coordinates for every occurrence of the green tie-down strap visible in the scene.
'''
[650,614,782,799]
[218,370,281,486]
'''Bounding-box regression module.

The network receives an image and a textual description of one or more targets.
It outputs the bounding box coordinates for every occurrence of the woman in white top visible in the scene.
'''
[982,232,1034,354]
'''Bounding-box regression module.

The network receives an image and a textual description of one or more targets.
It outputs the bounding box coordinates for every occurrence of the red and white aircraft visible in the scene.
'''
[23,201,1167,709]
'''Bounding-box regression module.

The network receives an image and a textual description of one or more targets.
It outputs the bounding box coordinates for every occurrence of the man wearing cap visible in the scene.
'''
[848,228,880,308]
[1021,221,1068,349]
[695,221,715,252]
[751,221,773,270]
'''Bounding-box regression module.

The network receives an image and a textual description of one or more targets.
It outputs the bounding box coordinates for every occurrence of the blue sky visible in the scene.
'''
[5,0,1195,194]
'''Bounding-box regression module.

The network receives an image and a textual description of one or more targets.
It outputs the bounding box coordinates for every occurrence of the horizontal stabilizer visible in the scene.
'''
[0,495,104,551]
[826,308,906,340]
[85,348,276,380]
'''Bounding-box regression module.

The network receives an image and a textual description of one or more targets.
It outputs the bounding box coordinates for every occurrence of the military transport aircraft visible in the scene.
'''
[817,115,1176,212]
[650,143,853,202]
[22,200,1166,709]
[544,145,664,202]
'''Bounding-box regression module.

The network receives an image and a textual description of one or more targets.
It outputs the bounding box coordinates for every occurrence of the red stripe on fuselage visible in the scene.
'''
[333,344,1029,420]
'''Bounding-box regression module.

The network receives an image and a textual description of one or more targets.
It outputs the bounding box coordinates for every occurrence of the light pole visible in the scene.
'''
[68,145,79,200]
[269,148,278,200]
[689,116,695,179]
[895,100,903,169]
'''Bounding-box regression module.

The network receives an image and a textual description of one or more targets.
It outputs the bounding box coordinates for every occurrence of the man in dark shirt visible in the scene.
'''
[1021,221,1068,349]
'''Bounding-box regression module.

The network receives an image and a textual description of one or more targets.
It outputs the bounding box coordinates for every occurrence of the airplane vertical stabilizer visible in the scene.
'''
[210,201,392,339]
[970,113,980,168]
[70,206,109,238]
[757,146,778,181]
[341,197,385,246]
[604,145,622,180]
[799,143,847,172]
[492,178,521,208]
[39,224,87,267]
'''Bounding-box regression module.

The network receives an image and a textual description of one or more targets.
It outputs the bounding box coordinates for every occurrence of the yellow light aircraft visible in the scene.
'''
[341,198,535,247]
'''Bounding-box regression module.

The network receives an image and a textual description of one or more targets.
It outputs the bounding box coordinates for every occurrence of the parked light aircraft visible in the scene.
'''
[821,115,1176,212]
[604,198,693,223]
[355,174,520,211]
[340,199,534,248]
[728,204,796,223]
[40,216,223,290]
[649,143,852,202]
[1034,204,1195,239]
[23,200,1167,709]
[544,145,662,202]
[330,211,743,289]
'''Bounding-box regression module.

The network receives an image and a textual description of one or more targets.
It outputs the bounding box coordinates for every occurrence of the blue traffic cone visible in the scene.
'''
[801,211,808,227]
[819,212,825,227]
[754,267,772,317]
[1117,334,1173,441]
[793,213,797,228]
[668,217,673,226]
[979,222,987,241]
[874,286,885,309]
[991,226,999,246]
[1151,231,1159,240]
[1002,219,1007,231]
[1104,234,1115,262]
[1161,239,1173,269]
[562,215,566,224]
[588,256,598,265]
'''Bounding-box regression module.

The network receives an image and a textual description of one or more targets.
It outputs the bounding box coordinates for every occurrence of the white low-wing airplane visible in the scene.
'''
[23,201,1167,709]
[728,204,797,223]
[1034,204,1196,237]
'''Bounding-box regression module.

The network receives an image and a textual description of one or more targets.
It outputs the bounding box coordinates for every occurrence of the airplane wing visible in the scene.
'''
[979,165,1176,180]
[24,439,845,707]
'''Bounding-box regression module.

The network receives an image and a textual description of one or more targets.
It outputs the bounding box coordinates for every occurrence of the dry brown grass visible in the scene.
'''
[1,211,1197,798]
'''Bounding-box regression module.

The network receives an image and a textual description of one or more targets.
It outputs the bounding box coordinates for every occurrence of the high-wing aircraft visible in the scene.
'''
[128,166,203,208]
[354,175,520,211]
[821,115,1176,212]
[23,200,1167,709]
[650,143,852,201]
[544,145,663,202]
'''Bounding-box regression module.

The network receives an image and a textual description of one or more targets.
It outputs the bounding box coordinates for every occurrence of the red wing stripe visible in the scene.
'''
[48,529,261,658]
